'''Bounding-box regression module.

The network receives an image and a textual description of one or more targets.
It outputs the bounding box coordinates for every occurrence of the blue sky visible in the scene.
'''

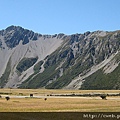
[0,0,120,35]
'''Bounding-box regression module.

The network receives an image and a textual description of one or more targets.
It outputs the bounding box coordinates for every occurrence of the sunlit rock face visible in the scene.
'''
[0,26,120,90]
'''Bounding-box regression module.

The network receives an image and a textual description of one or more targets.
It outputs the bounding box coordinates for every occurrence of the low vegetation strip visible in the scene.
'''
[50,93,120,97]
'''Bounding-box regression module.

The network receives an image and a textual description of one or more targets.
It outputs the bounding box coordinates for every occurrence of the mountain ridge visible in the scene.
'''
[0,26,120,89]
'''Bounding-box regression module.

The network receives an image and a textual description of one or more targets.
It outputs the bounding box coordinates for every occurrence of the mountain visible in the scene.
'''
[0,26,120,89]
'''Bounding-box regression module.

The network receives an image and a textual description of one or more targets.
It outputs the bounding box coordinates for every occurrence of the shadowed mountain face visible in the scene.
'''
[0,26,120,89]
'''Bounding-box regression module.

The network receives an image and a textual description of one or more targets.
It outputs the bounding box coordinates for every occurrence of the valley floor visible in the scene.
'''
[0,89,120,112]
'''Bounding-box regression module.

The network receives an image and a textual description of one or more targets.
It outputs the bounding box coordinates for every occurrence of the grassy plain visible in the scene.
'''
[0,89,120,112]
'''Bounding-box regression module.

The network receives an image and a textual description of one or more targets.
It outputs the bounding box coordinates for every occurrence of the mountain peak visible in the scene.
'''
[1,25,40,48]
[0,26,120,89]
[5,25,24,31]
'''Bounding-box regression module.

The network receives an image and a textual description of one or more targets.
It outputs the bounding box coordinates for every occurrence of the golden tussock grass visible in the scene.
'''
[0,89,120,112]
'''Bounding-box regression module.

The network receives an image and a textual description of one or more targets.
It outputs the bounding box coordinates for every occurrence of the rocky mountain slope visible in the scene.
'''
[0,26,120,89]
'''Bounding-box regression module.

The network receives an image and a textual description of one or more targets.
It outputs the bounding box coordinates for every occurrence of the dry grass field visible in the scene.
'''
[0,89,120,112]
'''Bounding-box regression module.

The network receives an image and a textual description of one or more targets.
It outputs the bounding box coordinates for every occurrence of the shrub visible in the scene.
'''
[100,94,107,100]
[44,98,47,101]
[5,96,10,101]
[30,94,33,97]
